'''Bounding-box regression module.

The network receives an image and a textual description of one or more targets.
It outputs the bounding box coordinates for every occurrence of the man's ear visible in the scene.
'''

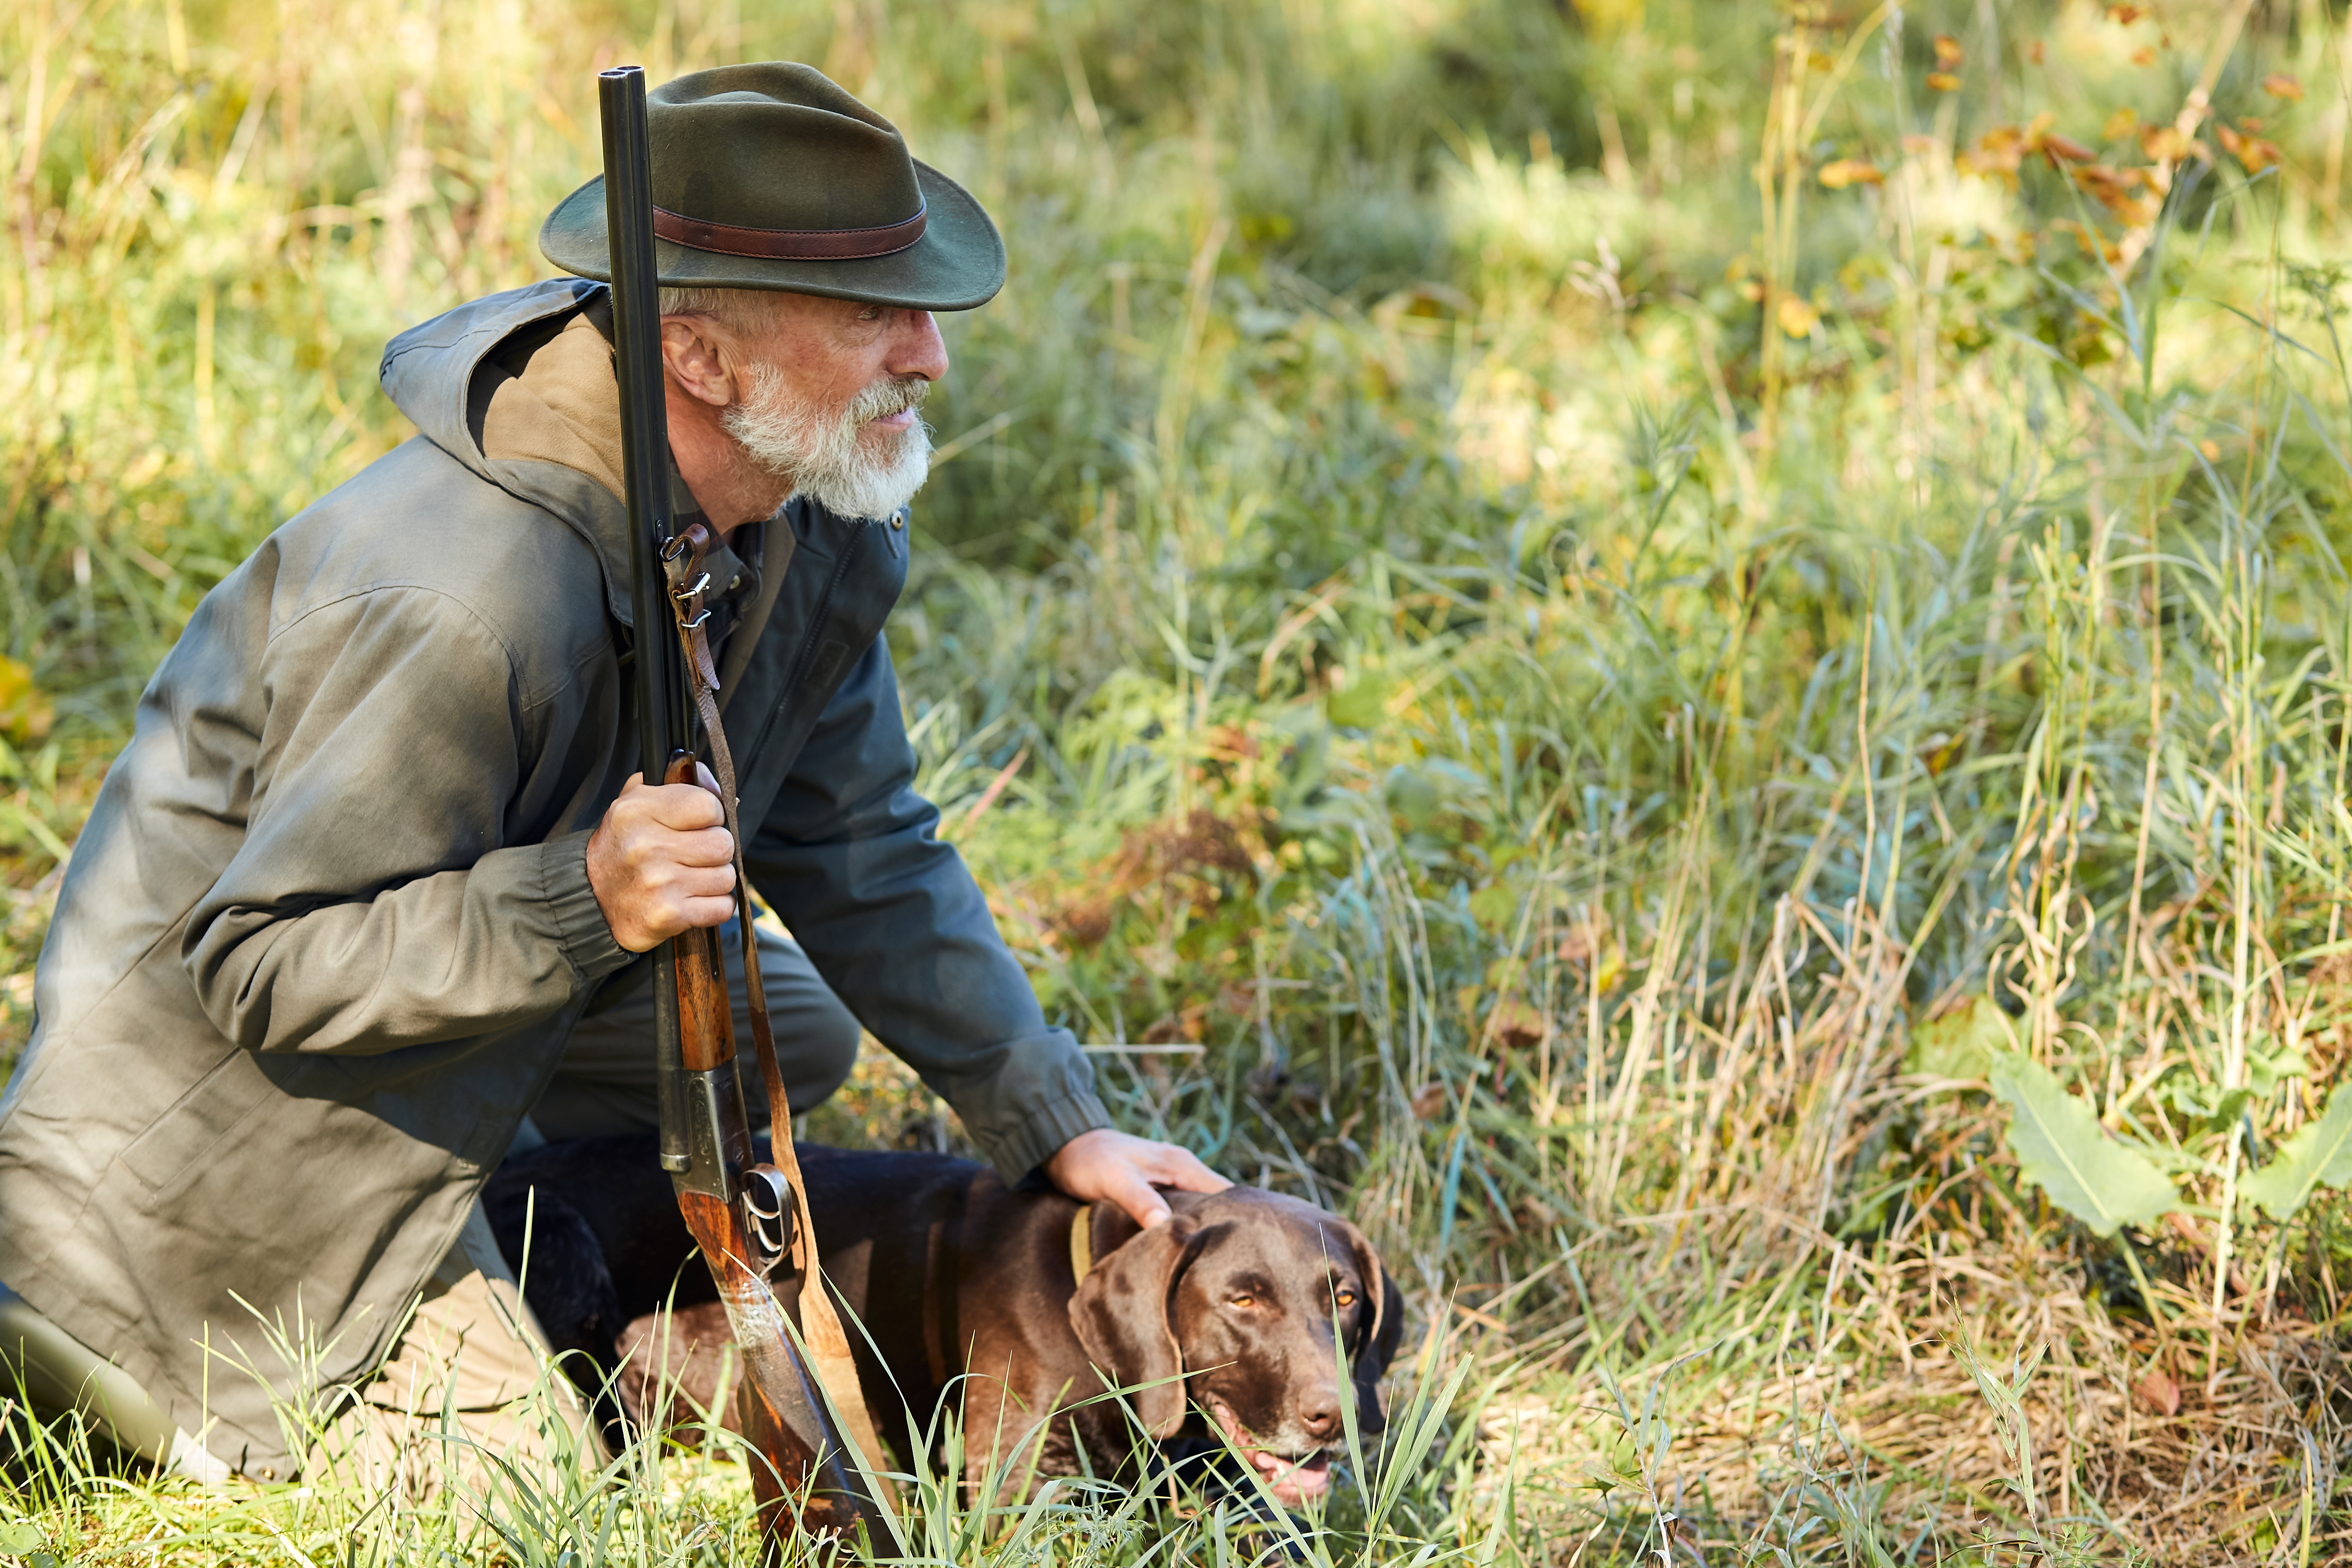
[1067,1207,1200,1440]
[658,316,738,409]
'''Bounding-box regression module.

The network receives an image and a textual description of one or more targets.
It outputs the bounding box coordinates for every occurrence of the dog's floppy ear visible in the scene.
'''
[1343,1224,1407,1425]
[1363,1266,1406,1370]
[1067,1204,1201,1440]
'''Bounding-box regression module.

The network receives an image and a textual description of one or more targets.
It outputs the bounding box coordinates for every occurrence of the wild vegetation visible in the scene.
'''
[6,0,2352,1562]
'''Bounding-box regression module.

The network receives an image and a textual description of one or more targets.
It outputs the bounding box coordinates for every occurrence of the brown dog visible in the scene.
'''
[485,1140,1405,1504]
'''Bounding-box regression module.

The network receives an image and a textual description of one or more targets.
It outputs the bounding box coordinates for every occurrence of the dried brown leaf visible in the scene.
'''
[2134,1368,2181,1416]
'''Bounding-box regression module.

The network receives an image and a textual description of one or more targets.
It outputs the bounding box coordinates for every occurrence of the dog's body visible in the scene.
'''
[484,1139,1402,1503]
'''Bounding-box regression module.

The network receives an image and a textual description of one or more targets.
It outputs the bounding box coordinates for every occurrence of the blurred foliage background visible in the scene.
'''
[9,0,2352,1562]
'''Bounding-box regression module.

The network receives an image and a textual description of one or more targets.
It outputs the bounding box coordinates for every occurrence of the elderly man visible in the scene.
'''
[0,63,1221,1486]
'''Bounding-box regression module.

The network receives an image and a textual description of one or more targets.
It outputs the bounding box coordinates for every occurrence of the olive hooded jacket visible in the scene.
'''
[0,278,1108,1477]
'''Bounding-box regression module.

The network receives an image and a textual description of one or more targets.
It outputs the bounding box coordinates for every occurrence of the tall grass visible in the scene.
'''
[6,0,2352,1562]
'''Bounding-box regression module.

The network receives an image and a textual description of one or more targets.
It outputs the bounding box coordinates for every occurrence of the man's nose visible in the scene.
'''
[1297,1382,1343,1442]
[888,309,949,382]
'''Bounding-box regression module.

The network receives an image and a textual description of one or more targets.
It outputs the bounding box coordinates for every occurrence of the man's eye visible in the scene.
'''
[858,305,882,321]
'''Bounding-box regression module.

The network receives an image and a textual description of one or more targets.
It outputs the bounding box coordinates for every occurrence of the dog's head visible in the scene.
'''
[1067,1187,1405,1506]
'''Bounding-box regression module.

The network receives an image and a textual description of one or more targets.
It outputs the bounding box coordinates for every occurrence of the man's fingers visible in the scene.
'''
[609,775,726,830]
[1152,1147,1232,1194]
[643,781,727,831]
[1121,1133,1230,1193]
[617,827,735,875]
[656,824,737,868]
[678,892,737,929]
[1040,1127,1231,1225]
[1107,1166,1173,1230]
[628,881,735,945]
[661,861,737,899]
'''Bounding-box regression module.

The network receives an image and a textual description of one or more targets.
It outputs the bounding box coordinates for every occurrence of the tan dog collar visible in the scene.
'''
[1069,1202,1096,1285]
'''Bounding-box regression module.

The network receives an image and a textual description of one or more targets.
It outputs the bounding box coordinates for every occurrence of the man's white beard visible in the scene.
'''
[724,365,933,521]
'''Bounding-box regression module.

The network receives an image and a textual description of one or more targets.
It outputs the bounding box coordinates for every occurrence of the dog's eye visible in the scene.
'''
[1334,1289,1357,1308]
[1228,1294,1255,1309]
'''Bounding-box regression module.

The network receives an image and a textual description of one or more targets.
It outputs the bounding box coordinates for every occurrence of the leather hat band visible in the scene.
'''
[652,199,927,260]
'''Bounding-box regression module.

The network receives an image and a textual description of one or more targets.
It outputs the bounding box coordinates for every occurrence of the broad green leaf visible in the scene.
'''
[1906,996,2010,1079]
[1327,668,1392,730]
[1989,1053,2179,1237]
[1382,763,1443,828]
[0,1521,41,1552]
[2240,1087,2352,1222]
[1467,881,1521,933]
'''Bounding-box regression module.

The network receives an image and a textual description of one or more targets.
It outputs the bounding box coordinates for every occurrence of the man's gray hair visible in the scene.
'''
[657,286,782,336]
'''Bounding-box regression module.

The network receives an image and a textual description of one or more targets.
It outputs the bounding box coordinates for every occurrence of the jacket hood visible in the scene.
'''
[380,279,646,628]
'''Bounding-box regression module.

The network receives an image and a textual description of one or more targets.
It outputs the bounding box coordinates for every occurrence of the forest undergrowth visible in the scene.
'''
[5,0,2352,1562]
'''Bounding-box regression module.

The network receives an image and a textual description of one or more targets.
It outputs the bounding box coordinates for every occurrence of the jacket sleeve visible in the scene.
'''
[182,587,631,1055]
[744,638,1110,1185]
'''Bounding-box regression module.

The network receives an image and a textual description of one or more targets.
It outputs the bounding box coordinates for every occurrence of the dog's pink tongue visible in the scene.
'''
[1253,1449,1332,1505]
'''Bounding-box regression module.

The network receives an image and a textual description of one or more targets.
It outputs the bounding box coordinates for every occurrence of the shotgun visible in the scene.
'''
[596,64,902,1559]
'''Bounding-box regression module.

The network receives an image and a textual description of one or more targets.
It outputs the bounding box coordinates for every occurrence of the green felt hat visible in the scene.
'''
[540,62,1004,311]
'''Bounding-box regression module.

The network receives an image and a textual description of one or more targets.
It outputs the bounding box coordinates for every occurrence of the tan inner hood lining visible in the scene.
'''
[480,312,627,502]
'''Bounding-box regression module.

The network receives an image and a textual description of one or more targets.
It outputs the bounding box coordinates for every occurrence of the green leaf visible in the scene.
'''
[2240,1087,2352,1222]
[1906,996,2010,1079]
[1467,881,1521,934]
[1327,668,1392,730]
[0,1522,42,1553]
[2246,1036,2308,1095]
[1382,763,1442,829]
[1989,1052,2179,1238]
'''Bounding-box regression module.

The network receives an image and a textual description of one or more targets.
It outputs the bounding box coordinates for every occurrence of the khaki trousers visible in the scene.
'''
[305,1201,608,1499]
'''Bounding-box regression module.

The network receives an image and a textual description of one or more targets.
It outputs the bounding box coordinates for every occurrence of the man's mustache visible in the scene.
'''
[847,374,930,425]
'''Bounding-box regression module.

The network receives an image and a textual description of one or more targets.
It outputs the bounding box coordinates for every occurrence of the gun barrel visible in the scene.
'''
[597,68,692,1177]
[598,65,675,787]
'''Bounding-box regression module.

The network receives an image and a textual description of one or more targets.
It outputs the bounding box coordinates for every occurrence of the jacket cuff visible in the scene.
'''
[538,830,631,985]
[983,1078,1114,1190]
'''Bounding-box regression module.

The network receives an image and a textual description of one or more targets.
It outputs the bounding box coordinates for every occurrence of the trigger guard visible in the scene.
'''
[740,1161,798,1269]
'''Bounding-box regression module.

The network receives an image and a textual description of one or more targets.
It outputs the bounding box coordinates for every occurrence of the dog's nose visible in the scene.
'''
[1297,1386,1343,1441]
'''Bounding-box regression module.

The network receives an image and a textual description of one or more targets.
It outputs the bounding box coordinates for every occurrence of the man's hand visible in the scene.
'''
[586,768,736,952]
[1046,1128,1229,1230]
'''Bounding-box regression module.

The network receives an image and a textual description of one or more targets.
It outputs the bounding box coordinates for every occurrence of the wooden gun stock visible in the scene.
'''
[659,754,876,1543]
